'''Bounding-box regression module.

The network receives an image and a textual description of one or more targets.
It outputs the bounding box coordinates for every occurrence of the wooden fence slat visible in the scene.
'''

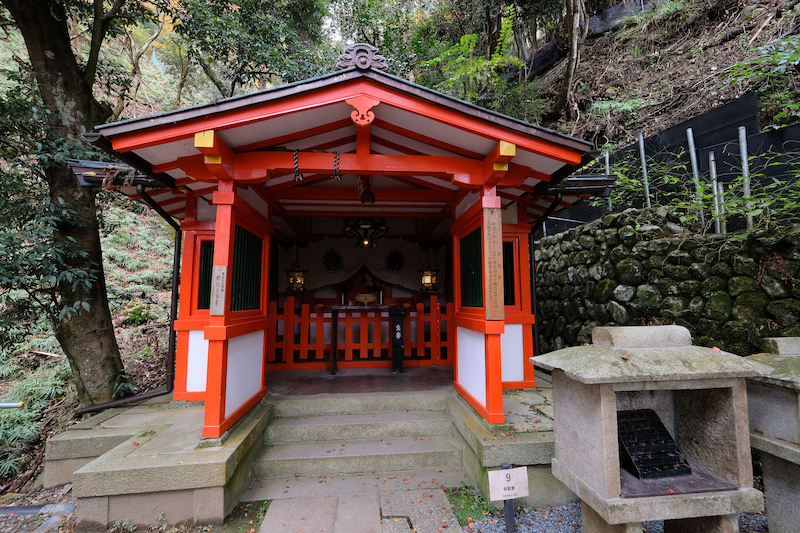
[298,304,311,361]
[314,309,326,361]
[430,296,441,363]
[265,302,454,368]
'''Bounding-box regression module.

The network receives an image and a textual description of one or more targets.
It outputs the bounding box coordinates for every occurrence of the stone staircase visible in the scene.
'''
[242,389,469,501]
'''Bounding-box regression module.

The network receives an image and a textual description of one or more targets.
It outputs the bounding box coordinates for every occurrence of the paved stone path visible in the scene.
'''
[259,488,459,533]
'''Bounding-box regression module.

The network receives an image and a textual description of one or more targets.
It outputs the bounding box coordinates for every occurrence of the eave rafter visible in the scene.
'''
[195,130,234,180]
[253,185,313,242]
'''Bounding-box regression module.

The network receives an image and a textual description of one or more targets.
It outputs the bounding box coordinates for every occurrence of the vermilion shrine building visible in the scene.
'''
[84,45,601,439]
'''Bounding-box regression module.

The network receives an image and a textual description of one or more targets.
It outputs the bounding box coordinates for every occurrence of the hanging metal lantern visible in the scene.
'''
[420,268,438,292]
[344,218,387,248]
[285,261,307,292]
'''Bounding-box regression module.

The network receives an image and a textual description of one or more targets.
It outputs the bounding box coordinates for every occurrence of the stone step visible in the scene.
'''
[266,390,450,418]
[255,436,463,478]
[240,467,470,501]
[266,410,453,444]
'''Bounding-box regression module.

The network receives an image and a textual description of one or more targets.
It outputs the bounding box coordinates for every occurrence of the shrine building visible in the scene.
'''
[81,44,608,439]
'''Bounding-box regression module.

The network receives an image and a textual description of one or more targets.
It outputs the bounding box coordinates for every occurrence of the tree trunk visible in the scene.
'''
[2,0,126,406]
[545,0,585,120]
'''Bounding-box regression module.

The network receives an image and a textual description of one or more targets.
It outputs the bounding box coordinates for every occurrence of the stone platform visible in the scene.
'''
[43,367,565,531]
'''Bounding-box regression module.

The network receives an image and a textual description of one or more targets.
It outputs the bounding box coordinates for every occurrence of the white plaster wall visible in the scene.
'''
[196,199,216,221]
[186,330,209,393]
[501,202,518,224]
[456,327,486,406]
[455,192,480,220]
[225,331,264,418]
[500,324,524,382]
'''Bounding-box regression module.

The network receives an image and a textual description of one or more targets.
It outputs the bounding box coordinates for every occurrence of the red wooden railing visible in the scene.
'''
[266,296,454,370]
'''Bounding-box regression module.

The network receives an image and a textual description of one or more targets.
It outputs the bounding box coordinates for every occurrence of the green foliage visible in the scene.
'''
[0,358,71,479]
[100,201,174,299]
[726,36,800,126]
[424,5,523,103]
[590,143,800,236]
[446,485,497,525]
[110,519,138,532]
[172,0,332,97]
[487,80,546,124]
[590,98,648,119]
[124,304,152,326]
[0,76,99,324]
[331,0,430,78]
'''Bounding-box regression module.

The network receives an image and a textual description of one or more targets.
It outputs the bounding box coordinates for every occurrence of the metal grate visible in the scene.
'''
[459,228,483,308]
[230,225,262,312]
[502,241,515,306]
[617,409,692,480]
[197,240,214,310]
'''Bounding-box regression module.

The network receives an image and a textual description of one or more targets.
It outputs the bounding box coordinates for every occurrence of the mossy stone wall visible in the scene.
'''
[534,208,800,356]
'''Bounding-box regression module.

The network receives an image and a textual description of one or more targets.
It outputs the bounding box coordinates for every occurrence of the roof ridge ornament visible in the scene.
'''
[336,43,389,72]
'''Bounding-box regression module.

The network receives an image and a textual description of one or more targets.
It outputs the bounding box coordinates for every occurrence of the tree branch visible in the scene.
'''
[193,52,228,98]
[84,0,127,85]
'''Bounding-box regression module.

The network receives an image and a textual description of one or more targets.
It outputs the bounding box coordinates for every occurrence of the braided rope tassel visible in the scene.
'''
[293,150,303,182]
[332,151,340,180]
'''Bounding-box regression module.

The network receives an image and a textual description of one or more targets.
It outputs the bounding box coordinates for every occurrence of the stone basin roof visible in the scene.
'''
[531,325,765,384]
[745,353,800,390]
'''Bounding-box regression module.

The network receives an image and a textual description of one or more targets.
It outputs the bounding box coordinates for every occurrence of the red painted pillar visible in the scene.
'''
[203,180,236,438]
[481,186,505,423]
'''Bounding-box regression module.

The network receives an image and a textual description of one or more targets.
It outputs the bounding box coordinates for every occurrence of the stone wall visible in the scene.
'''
[534,208,800,356]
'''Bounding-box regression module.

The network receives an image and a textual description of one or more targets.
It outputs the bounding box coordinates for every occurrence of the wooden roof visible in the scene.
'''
[87,51,596,243]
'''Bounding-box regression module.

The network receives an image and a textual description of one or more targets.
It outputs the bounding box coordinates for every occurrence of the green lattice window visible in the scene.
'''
[230,225,262,311]
[503,241,515,306]
[459,228,483,308]
[197,240,214,310]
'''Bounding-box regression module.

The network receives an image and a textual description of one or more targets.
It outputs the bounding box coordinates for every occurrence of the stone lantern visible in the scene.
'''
[531,325,764,533]
[746,337,800,533]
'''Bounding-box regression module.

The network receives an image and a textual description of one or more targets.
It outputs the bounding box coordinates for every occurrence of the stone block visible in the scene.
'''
[747,380,800,447]
[760,453,800,533]
[552,371,619,498]
[554,460,762,524]
[591,325,691,348]
[663,514,737,533]
[674,381,753,487]
[763,337,800,355]
[76,496,109,533]
[43,457,94,488]
[106,489,199,527]
[581,501,642,533]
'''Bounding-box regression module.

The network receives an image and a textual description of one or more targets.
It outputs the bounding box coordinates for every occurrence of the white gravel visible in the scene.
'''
[464,503,768,533]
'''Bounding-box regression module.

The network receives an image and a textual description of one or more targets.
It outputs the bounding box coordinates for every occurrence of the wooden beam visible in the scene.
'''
[280,207,446,219]
[195,130,234,180]
[270,187,454,203]
[235,151,480,182]
[265,172,345,192]
[154,154,216,182]
[357,123,371,154]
